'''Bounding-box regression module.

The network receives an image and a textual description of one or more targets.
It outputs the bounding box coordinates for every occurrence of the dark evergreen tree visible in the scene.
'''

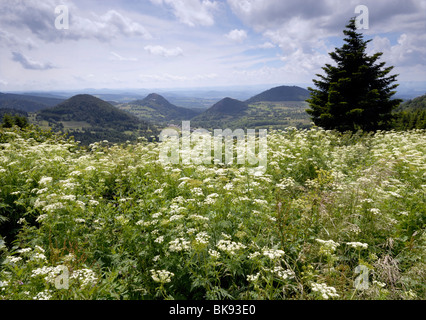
[13,115,29,128]
[2,113,14,128]
[306,18,402,132]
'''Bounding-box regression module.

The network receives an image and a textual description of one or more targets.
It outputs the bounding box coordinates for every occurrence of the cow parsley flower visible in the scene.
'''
[311,282,339,300]
[70,268,98,287]
[150,269,174,284]
[316,239,340,255]
[169,238,190,252]
[39,176,52,186]
[346,242,368,249]
[262,248,285,260]
[216,239,246,255]
[247,272,260,282]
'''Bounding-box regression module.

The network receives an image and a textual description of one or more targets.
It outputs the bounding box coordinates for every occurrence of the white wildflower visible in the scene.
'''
[169,214,184,221]
[346,242,368,249]
[61,195,76,201]
[69,170,82,177]
[311,282,339,300]
[195,231,210,245]
[36,214,48,222]
[316,239,340,255]
[369,208,381,215]
[39,176,52,186]
[248,252,261,259]
[89,200,99,206]
[17,248,32,254]
[70,268,98,287]
[208,249,220,259]
[189,214,209,221]
[247,272,260,282]
[35,245,45,253]
[43,202,64,212]
[32,252,47,261]
[169,238,190,252]
[33,289,52,300]
[262,248,285,260]
[150,269,174,283]
[115,215,129,225]
[216,239,246,255]
[152,212,162,218]
[154,235,164,243]
[6,256,22,264]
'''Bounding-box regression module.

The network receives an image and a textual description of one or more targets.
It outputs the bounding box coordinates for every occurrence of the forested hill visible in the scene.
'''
[37,94,157,144]
[117,93,200,124]
[0,92,64,112]
[392,93,426,130]
[38,94,142,127]
[245,85,310,104]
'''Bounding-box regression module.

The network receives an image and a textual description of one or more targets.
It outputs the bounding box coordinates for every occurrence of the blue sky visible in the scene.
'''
[0,0,425,91]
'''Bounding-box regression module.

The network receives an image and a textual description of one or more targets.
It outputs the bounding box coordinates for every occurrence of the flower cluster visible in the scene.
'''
[150,269,174,284]
[169,238,191,252]
[216,239,247,255]
[316,239,340,255]
[311,282,340,300]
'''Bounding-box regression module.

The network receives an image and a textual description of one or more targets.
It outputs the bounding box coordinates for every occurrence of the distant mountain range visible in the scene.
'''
[1,85,313,136]
[3,85,424,142]
[0,92,65,112]
[113,85,311,129]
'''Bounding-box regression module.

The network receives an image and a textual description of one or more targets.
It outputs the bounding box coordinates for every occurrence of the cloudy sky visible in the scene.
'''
[0,0,425,91]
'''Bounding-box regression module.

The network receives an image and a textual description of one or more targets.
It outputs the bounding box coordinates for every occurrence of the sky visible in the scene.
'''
[0,0,425,92]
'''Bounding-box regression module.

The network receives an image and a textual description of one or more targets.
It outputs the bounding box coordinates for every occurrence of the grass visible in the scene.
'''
[0,125,424,300]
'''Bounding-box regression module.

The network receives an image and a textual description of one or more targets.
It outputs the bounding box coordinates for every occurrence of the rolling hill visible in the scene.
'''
[36,94,157,144]
[191,86,311,130]
[392,93,426,130]
[116,93,201,125]
[0,92,64,112]
[245,85,310,104]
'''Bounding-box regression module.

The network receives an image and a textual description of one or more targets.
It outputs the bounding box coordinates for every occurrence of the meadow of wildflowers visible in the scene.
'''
[0,125,424,300]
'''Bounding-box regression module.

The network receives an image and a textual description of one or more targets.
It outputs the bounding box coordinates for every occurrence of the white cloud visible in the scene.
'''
[11,52,55,70]
[150,0,219,26]
[0,1,152,43]
[257,42,275,49]
[225,29,247,43]
[0,30,37,50]
[369,33,426,67]
[144,45,183,57]
[109,51,138,61]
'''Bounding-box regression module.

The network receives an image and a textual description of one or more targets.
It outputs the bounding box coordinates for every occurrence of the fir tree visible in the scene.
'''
[306,18,402,132]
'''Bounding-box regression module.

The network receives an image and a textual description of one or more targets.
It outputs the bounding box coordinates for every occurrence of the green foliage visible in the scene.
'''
[1,112,29,129]
[306,18,402,132]
[0,126,424,300]
[391,94,426,130]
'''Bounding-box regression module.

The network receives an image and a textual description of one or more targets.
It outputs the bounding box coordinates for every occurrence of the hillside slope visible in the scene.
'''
[37,94,157,144]
[0,92,64,112]
[191,86,311,130]
[245,85,310,104]
[117,93,200,125]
